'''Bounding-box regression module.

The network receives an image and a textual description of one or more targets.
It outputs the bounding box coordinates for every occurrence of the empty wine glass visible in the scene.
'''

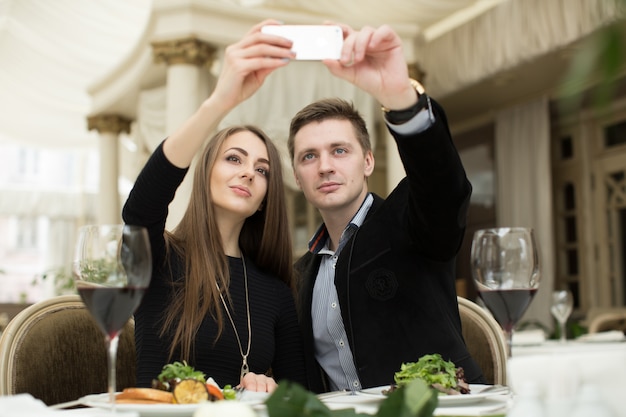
[551,290,573,343]
[471,227,541,357]
[73,224,151,413]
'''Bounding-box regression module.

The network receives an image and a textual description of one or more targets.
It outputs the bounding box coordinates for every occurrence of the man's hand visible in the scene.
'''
[323,23,418,111]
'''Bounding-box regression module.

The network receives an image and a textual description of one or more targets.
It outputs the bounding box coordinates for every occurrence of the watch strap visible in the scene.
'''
[381,79,428,125]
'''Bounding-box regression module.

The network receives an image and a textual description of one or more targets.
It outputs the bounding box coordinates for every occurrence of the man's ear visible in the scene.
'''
[364,150,375,177]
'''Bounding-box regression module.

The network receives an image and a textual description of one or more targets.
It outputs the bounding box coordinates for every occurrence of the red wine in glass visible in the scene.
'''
[478,288,538,333]
[73,224,151,413]
[471,227,540,357]
[77,287,147,339]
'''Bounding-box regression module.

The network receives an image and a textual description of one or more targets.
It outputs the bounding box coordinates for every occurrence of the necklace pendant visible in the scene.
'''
[241,359,249,380]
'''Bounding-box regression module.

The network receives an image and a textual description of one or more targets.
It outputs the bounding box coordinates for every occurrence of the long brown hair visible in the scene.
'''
[162,125,293,360]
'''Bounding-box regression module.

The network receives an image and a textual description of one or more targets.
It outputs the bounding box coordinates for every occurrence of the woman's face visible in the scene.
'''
[210,130,270,221]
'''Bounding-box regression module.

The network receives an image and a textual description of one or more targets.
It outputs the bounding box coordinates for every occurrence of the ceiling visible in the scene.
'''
[0,0,505,150]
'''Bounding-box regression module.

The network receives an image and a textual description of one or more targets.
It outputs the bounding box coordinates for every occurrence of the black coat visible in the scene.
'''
[294,99,485,393]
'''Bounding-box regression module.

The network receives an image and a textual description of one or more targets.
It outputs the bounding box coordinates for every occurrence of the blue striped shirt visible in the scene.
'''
[310,194,373,391]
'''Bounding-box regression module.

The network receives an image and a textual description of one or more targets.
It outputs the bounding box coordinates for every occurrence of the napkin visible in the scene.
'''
[576,330,625,343]
[511,329,546,346]
[0,393,138,417]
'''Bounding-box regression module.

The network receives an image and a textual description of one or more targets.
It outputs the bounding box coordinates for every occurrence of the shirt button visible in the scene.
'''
[338,340,345,347]
[331,302,337,309]
[353,381,360,388]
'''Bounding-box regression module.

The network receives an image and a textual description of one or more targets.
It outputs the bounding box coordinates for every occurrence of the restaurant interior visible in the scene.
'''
[0,0,625,415]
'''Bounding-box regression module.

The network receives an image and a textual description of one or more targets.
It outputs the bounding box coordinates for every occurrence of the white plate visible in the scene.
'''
[81,391,268,417]
[358,384,508,407]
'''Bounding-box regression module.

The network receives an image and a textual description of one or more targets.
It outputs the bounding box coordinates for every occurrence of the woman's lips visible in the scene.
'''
[230,185,251,197]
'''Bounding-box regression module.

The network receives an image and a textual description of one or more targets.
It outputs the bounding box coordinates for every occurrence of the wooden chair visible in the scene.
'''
[588,311,626,334]
[458,296,507,385]
[0,294,136,406]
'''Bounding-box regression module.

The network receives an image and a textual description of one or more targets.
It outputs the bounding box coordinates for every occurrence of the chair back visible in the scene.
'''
[588,311,626,334]
[457,296,507,385]
[0,294,136,405]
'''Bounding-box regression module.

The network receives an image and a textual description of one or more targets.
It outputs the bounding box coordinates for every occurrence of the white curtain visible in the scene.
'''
[495,96,555,330]
[420,0,624,97]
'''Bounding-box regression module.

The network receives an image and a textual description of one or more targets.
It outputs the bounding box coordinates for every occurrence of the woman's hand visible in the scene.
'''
[238,372,278,393]
[210,19,296,112]
[163,20,295,167]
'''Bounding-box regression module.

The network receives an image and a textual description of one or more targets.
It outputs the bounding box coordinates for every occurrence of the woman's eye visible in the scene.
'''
[256,167,269,176]
[226,155,241,163]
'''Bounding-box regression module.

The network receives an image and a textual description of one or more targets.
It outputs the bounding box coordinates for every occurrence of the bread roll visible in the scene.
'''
[116,387,174,404]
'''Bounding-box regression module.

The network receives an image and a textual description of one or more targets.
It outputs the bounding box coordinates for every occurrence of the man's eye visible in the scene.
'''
[335,148,346,155]
[302,153,315,161]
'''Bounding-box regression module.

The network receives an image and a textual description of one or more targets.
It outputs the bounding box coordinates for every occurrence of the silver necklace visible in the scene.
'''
[216,253,251,380]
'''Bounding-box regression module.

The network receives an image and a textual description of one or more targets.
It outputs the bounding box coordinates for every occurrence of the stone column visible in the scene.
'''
[87,114,131,225]
[151,37,216,230]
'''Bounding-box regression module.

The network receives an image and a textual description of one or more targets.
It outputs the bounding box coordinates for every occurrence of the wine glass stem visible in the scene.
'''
[107,334,120,412]
[504,329,513,358]
[559,320,567,343]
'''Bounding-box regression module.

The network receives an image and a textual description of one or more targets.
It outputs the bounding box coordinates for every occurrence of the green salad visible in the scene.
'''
[394,354,470,395]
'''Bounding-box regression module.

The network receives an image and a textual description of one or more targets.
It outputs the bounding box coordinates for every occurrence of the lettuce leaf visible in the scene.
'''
[393,354,457,389]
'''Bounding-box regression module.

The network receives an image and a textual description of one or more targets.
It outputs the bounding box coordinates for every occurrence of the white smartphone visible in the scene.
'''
[261,25,343,60]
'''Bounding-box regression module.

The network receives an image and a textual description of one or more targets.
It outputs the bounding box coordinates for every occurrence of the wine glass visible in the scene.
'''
[73,224,151,412]
[551,290,573,343]
[470,227,540,357]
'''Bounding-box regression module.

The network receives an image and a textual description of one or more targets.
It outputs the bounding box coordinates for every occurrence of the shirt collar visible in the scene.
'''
[308,193,374,254]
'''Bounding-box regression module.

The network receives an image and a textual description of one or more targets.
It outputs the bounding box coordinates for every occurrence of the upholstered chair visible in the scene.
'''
[0,294,136,406]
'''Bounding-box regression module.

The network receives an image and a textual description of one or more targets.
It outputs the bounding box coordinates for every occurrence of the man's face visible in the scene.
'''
[292,119,374,215]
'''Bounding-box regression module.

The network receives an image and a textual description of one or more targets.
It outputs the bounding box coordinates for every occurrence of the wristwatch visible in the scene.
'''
[381,78,427,125]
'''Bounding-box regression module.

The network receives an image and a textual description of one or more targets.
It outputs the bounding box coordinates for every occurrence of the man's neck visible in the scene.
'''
[320,192,369,252]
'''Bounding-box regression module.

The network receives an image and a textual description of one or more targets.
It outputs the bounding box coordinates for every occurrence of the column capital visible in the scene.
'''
[87,114,132,135]
[151,37,216,66]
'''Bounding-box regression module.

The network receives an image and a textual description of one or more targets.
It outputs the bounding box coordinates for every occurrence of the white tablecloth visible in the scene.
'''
[509,337,626,417]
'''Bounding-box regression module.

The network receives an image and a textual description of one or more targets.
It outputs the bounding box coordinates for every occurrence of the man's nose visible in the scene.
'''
[318,153,334,174]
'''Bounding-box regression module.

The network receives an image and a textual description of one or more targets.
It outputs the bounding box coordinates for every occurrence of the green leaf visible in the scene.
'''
[265,380,437,417]
[376,379,438,417]
[157,360,206,383]
[394,354,457,389]
[265,382,370,417]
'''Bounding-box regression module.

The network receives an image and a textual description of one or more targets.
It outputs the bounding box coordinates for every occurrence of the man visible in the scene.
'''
[286,23,485,393]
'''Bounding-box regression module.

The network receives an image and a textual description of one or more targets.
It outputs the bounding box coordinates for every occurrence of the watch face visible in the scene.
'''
[410,78,426,95]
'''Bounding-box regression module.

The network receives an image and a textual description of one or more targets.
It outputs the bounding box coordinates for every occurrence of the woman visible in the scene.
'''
[122,20,305,392]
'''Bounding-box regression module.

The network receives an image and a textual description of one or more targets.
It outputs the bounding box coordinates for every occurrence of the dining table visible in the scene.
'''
[508,330,626,417]
[0,383,513,417]
[4,329,624,417]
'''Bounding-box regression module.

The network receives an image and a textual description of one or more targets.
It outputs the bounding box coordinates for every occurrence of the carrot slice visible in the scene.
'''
[206,383,225,400]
